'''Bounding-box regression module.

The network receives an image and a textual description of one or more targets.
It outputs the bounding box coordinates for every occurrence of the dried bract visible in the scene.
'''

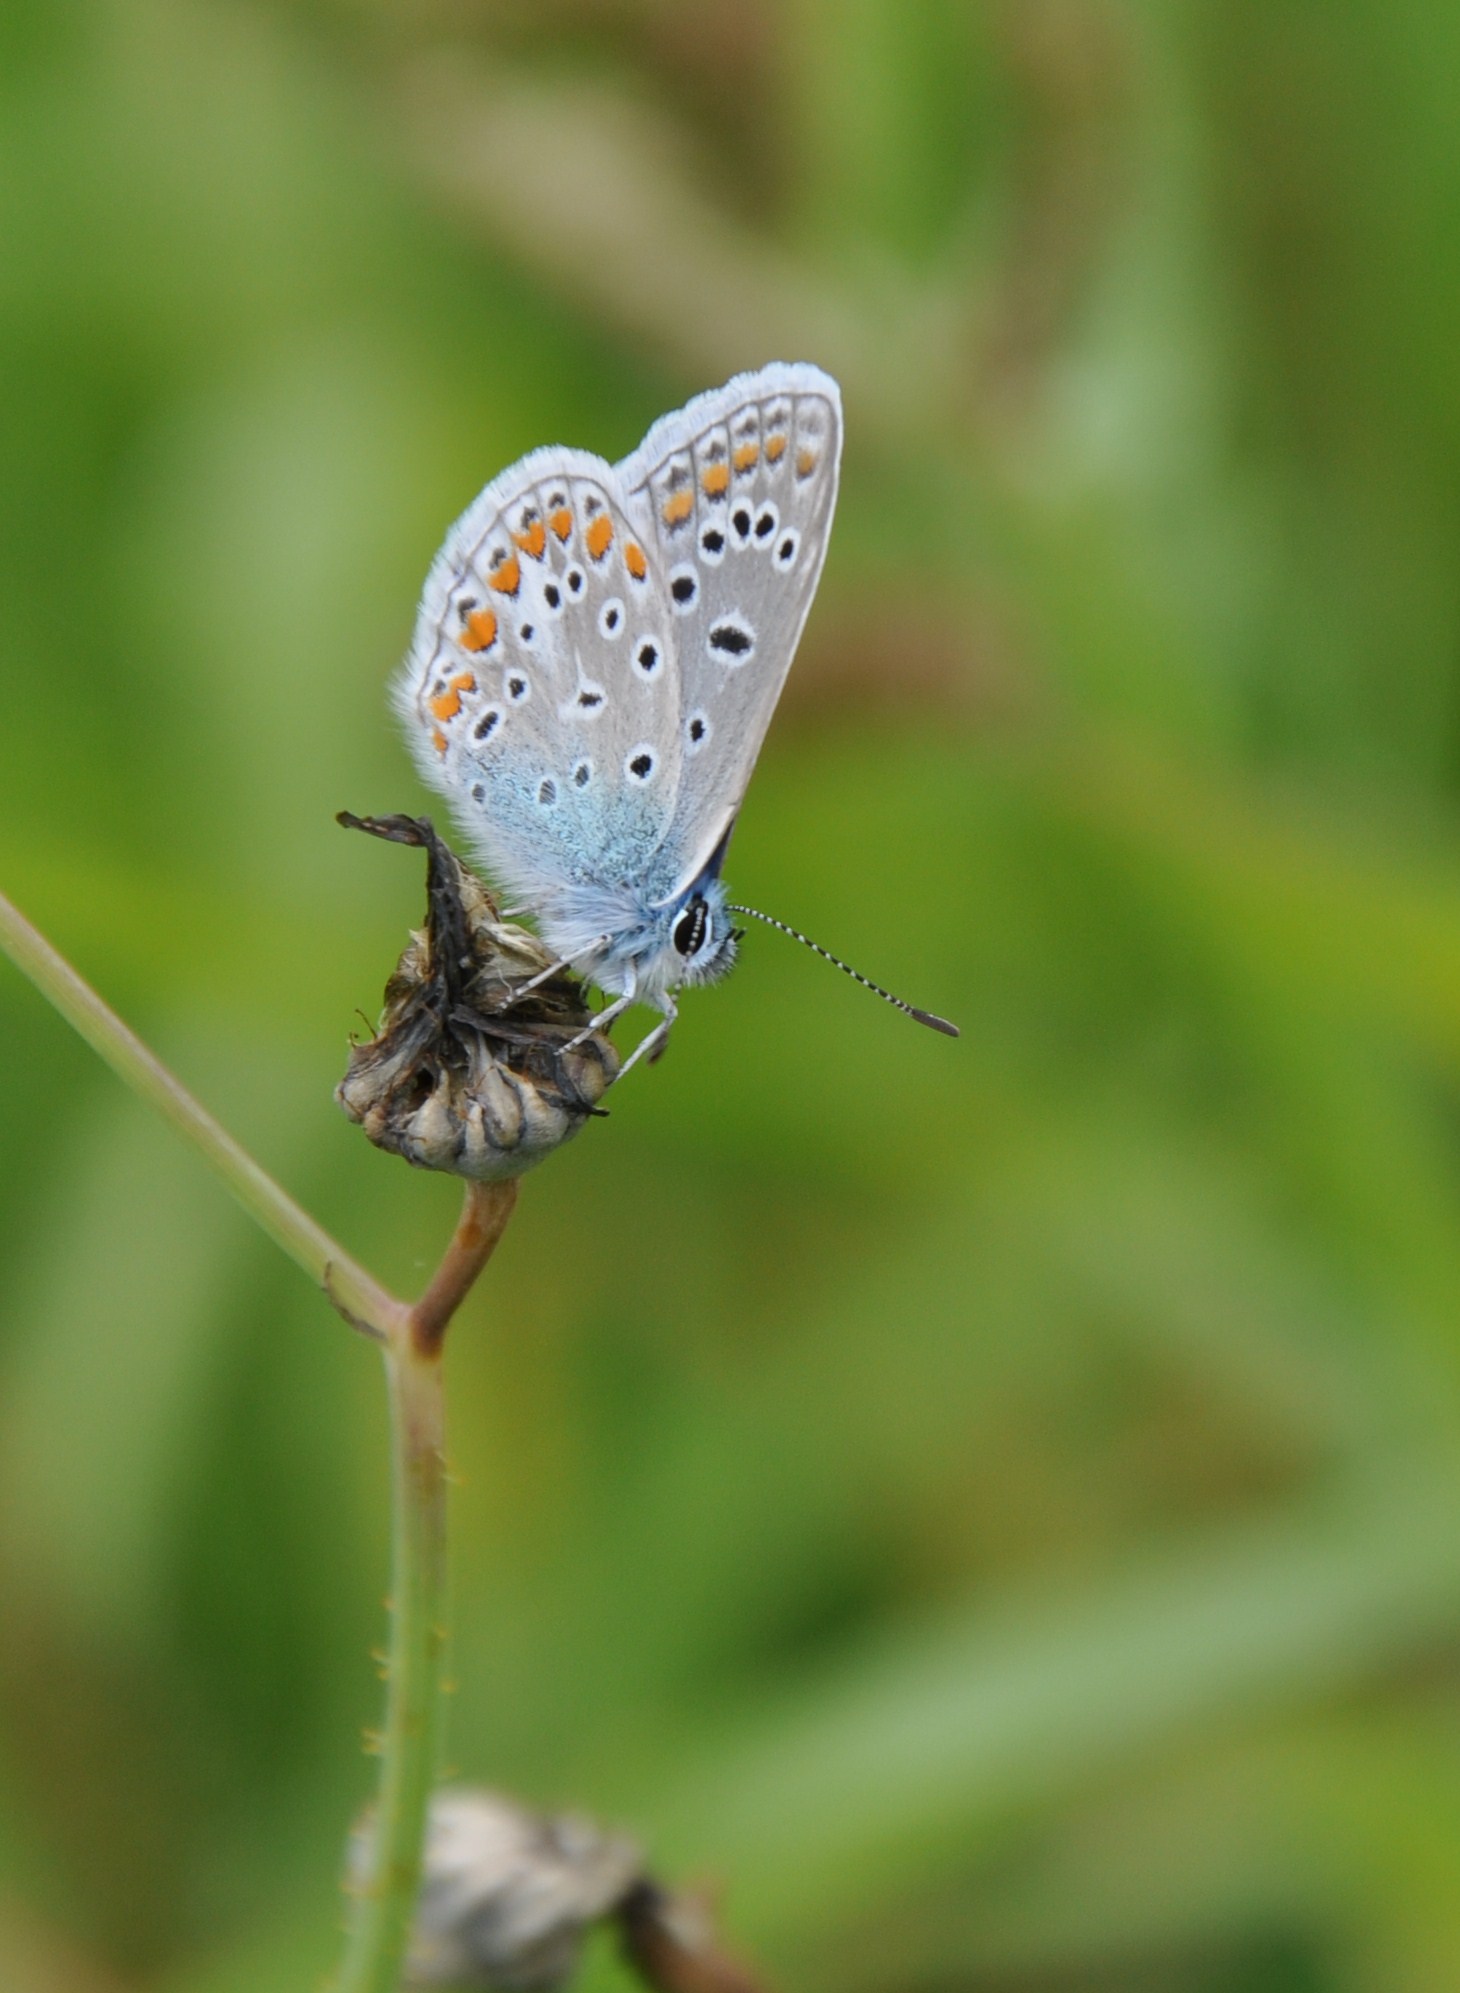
[336,815,617,1180]
[399,1788,643,1990]
[617,1879,769,1993]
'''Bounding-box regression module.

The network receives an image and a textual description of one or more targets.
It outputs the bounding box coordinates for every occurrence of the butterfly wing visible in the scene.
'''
[615,362,842,904]
[398,446,685,913]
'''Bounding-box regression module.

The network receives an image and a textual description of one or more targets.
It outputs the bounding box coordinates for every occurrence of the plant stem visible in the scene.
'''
[0,886,521,1989]
[338,1333,448,1993]
[411,1177,519,1358]
[338,1179,518,1993]
[0,885,398,1338]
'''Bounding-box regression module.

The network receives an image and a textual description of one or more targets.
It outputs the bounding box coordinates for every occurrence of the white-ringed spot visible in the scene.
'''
[707,615,755,665]
[668,564,699,613]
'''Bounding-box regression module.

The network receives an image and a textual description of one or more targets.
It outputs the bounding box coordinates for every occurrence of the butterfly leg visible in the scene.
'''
[562,989,635,1053]
[609,997,678,1082]
[494,940,610,1009]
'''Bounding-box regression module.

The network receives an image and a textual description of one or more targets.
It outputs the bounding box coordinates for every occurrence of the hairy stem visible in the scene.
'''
[338,1334,448,1993]
[338,1180,518,1993]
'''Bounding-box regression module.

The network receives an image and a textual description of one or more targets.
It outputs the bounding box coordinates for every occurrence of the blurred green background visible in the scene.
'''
[5,3,1460,1989]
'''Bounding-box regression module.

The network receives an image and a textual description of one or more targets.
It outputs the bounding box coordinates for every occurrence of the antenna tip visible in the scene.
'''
[911,1008,960,1038]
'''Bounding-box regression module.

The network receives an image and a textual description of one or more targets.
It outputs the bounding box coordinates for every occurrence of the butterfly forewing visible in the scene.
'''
[400,446,684,907]
[616,363,842,902]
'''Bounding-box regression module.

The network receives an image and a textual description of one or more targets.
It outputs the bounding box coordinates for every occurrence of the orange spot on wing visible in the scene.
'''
[460,608,497,651]
[701,463,730,497]
[432,727,448,754]
[624,540,647,581]
[449,671,476,693]
[796,448,818,478]
[513,520,546,559]
[430,689,462,722]
[662,490,694,527]
[733,441,759,473]
[585,513,614,561]
[548,507,572,541]
[765,433,788,462]
[489,554,521,595]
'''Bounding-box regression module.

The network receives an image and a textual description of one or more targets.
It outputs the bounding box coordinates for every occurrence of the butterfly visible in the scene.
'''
[398,362,955,1076]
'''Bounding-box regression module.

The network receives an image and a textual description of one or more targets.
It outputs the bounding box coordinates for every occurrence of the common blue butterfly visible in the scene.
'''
[399,363,955,1075]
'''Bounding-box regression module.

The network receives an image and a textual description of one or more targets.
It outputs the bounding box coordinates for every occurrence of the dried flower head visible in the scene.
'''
[395,1788,643,1990]
[336,815,617,1180]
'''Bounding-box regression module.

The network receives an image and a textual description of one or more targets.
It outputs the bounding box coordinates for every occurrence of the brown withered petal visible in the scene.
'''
[336,815,618,1180]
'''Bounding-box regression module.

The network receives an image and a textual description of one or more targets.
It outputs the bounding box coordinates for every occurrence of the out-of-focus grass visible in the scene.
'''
[4,4,1460,1990]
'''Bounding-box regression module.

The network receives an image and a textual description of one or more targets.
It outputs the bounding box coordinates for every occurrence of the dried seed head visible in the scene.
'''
[385,1788,644,1990]
[336,815,617,1180]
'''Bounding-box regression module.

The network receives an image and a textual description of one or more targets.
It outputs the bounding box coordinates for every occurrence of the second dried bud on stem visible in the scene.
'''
[369,1787,770,1993]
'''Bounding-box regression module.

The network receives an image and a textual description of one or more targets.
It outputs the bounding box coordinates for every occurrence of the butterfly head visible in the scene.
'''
[669,880,741,988]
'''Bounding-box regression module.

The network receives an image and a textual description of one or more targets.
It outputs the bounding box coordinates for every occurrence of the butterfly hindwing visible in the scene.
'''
[616,362,842,902]
[399,446,684,909]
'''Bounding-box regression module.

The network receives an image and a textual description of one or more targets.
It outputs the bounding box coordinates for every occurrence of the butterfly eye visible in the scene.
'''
[673,897,711,958]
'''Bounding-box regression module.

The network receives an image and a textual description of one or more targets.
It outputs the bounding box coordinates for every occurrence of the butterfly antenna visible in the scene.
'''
[727,905,959,1037]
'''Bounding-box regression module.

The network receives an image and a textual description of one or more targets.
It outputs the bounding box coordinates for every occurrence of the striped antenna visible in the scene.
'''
[727,905,959,1038]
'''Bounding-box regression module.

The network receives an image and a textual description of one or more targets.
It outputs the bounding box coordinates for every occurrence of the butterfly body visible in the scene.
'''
[521,869,741,1009]
[398,363,841,1068]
